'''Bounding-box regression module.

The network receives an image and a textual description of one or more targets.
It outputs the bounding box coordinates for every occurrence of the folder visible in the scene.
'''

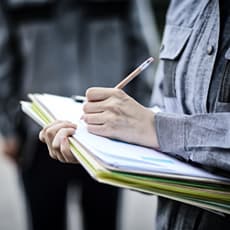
[20,93,230,215]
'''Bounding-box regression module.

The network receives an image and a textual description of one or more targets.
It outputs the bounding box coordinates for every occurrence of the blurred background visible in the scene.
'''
[0,0,169,230]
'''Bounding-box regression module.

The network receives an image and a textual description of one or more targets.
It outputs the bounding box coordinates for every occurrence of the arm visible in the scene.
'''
[155,112,230,172]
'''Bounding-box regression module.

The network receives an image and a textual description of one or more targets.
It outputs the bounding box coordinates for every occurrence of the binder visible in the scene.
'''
[20,93,230,214]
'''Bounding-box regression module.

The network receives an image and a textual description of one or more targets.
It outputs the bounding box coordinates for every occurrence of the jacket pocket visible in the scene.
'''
[218,48,230,103]
[159,25,192,97]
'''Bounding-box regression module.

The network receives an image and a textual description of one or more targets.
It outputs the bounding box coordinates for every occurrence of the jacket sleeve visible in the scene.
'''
[0,4,20,138]
[155,111,230,172]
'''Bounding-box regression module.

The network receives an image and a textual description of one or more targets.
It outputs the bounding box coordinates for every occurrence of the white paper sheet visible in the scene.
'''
[32,94,230,182]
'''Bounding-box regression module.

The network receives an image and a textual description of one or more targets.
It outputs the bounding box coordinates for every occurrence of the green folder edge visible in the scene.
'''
[69,140,230,212]
[68,140,230,215]
[28,96,230,215]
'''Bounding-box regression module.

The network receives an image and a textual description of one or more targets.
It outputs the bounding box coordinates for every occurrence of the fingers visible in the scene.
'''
[81,112,105,125]
[60,137,78,163]
[84,88,128,116]
[39,120,76,143]
[52,127,76,151]
[54,136,78,163]
[86,87,124,102]
[39,120,77,163]
[83,101,105,113]
[46,142,58,160]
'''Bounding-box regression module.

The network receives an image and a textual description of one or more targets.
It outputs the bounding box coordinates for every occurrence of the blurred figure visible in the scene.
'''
[0,1,154,230]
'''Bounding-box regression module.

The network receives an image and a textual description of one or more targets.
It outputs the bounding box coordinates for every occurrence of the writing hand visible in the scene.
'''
[82,87,159,148]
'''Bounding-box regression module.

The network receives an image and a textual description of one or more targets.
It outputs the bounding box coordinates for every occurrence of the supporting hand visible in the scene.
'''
[39,121,78,163]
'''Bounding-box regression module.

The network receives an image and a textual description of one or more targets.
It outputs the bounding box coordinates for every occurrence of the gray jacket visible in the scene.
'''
[151,0,230,229]
[0,0,154,163]
[152,0,230,173]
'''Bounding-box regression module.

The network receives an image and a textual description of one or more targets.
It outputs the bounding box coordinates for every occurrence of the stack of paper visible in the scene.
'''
[21,93,230,215]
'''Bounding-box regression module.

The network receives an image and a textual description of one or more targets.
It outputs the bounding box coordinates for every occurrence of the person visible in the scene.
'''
[39,0,230,229]
[0,0,155,230]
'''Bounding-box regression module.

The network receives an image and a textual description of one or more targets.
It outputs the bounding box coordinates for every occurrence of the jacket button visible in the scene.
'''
[207,45,214,55]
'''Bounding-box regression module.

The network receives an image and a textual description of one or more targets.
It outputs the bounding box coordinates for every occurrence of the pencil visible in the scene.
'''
[114,56,154,89]
[72,57,154,102]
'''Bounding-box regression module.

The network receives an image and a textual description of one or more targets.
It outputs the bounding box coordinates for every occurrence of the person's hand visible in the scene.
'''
[82,87,159,148]
[0,136,20,161]
[39,120,78,163]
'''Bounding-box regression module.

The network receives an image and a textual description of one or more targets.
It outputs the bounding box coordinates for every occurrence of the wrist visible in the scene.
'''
[141,108,159,149]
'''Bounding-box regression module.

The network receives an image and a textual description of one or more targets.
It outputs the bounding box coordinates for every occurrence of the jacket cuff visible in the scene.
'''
[155,112,190,161]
